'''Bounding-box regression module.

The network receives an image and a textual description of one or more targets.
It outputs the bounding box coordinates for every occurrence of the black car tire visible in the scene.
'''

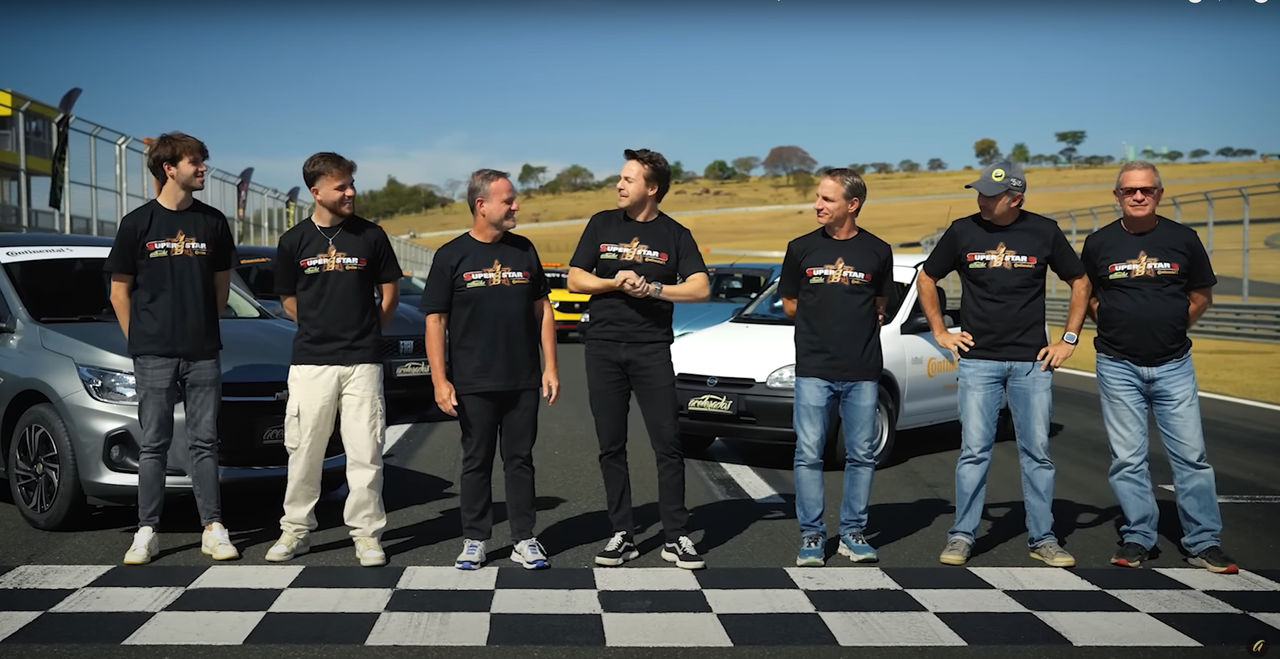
[7,404,86,530]
[823,386,898,469]
[680,434,716,453]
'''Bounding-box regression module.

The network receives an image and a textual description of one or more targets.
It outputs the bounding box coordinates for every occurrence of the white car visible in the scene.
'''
[670,254,961,467]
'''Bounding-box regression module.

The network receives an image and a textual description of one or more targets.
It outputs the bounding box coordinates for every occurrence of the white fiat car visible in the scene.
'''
[670,254,961,467]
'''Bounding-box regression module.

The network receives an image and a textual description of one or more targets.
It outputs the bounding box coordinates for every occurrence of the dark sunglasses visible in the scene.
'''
[1116,186,1161,197]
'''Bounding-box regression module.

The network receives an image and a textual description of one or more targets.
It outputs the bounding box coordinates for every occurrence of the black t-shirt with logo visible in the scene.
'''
[779,228,893,381]
[1081,217,1216,366]
[419,232,550,394]
[274,216,402,365]
[922,210,1085,362]
[104,199,235,360]
[569,209,707,344]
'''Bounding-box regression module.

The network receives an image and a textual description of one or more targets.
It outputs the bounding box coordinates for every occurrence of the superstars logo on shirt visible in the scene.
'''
[965,242,1038,269]
[599,237,670,264]
[146,230,209,258]
[1106,251,1180,280]
[462,259,531,288]
[299,244,368,275]
[805,257,873,285]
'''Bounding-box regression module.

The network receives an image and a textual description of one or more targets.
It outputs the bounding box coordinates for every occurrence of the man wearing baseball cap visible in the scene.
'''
[916,160,1091,567]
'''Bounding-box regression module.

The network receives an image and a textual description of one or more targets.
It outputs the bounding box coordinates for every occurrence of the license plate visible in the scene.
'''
[685,392,738,416]
[387,358,431,378]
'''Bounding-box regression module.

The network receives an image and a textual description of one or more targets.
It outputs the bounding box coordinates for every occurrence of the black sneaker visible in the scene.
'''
[660,535,706,570]
[594,531,639,567]
[1188,545,1238,574]
[1110,542,1149,568]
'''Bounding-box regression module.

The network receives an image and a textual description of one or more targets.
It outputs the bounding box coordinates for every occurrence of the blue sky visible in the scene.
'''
[6,0,1278,195]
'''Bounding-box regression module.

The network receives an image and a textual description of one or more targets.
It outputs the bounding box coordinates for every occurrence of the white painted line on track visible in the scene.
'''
[1056,368,1280,413]
[1158,484,1280,503]
[385,423,413,454]
[703,441,785,504]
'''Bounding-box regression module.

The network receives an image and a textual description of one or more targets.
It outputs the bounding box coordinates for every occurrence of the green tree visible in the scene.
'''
[762,145,817,184]
[517,163,547,190]
[869,162,894,174]
[1140,148,1157,160]
[1215,146,1236,159]
[1189,148,1210,161]
[898,159,920,173]
[847,163,866,175]
[926,157,947,172]
[791,170,816,199]
[1058,147,1078,165]
[973,138,1001,166]
[1054,130,1087,166]
[550,164,595,193]
[670,160,687,181]
[1163,150,1184,163]
[1236,148,1258,158]
[703,160,736,180]
[731,156,760,176]
[1010,142,1030,164]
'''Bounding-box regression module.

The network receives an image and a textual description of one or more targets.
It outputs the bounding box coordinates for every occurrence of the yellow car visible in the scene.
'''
[544,264,590,340]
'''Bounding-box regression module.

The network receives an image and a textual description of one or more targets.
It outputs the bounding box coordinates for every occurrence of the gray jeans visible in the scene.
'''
[134,355,222,528]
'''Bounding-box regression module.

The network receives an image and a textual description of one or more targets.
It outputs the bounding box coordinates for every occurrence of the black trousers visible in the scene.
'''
[584,340,688,540]
[456,388,539,541]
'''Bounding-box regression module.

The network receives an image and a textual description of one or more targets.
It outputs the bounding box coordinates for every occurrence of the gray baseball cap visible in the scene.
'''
[965,160,1027,196]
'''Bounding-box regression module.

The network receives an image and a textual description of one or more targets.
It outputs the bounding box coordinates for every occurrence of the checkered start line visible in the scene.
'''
[0,564,1277,646]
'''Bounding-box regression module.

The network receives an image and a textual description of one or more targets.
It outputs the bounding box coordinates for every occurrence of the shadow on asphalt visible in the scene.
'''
[380,495,568,558]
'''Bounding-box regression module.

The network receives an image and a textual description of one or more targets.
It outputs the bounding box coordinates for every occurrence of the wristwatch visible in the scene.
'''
[1062,331,1079,345]
[650,281,664,298]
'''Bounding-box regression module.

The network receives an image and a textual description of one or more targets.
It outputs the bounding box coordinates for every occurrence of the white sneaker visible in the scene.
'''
[455,538,487,570]
[510,538,551,570]
[265,532,310,562]
[124,526,158,565]
[354,536,386,567]
[201,522,240,561]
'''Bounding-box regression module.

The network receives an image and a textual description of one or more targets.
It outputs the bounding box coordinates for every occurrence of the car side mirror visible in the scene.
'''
[900,314,931,335]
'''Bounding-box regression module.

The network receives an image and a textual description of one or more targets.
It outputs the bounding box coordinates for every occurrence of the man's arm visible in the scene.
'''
[281,295,298,322]
[916,269,972,356]
[533,296,559,405]
[1086,295,1099,323]
[1037,274,1090,370]
[649,271,710,302]
[568,266,641,295]
[425,312,457,416]
[213,270,231,316]
[378,281,399,328]
[109,274,133,339]
[1188,287,1213,327]
[782,296,797,318]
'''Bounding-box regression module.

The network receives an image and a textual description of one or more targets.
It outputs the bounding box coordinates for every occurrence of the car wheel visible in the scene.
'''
[823,386,898,468]
[680,434,716,453]
[7,404,85,530]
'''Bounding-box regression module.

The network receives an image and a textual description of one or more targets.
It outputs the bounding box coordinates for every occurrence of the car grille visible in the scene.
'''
[217,399,342,467]
[676,373,757,390]
[555,301,587,314]
[380,336,425,358]
[222,381,288,399]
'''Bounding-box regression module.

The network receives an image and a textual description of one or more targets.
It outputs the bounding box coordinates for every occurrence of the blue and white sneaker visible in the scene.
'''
[837,532,878,563]
[455,538,486,570]
[796,534,825,567]
[511,537,551,570]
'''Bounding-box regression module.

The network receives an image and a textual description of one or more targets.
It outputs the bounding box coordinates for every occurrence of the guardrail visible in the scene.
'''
[1045,297,1280,343]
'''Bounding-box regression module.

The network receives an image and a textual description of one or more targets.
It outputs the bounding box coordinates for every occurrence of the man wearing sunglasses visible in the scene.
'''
[1080,161,1237,574]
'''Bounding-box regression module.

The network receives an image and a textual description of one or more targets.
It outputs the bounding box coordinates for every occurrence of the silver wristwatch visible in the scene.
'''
[650,281,664,298]
[1062,331,1079,345]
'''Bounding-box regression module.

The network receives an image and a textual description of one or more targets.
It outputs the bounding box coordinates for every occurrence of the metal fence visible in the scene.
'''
[920,180,1280,342]
[1,89,432,274]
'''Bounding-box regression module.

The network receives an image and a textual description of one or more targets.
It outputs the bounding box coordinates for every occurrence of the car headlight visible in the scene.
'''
[766,364,796,390]
[77,365,138,404]
[550,300,561,310]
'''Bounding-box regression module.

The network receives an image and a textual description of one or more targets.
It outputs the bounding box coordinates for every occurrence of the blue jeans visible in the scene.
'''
[1096,352,1222,555]
[134,355,222,528]
[793,377,878,538]
[949,358,1057,547]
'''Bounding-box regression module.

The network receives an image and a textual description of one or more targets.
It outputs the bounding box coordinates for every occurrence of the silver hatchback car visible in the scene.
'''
[0,233,344,530]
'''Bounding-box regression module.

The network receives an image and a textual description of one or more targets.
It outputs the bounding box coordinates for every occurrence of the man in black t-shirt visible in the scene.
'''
[266,153,402,568]
[568,149,710,569]
[1082,161,1237,574]
[917,160,1089,568]
[105,132,239,565]
[421,169,559,571]
[779,169,893,567]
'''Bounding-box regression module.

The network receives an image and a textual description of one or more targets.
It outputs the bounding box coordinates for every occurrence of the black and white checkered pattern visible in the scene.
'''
[0,564,1277,646]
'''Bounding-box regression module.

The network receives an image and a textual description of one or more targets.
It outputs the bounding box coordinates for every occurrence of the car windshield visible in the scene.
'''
[400,276,426,296]
[5,256,265,322]
[545,270,569,290]
[733,273,910,326]
[235,258,276,299]
[706,268,770,303]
